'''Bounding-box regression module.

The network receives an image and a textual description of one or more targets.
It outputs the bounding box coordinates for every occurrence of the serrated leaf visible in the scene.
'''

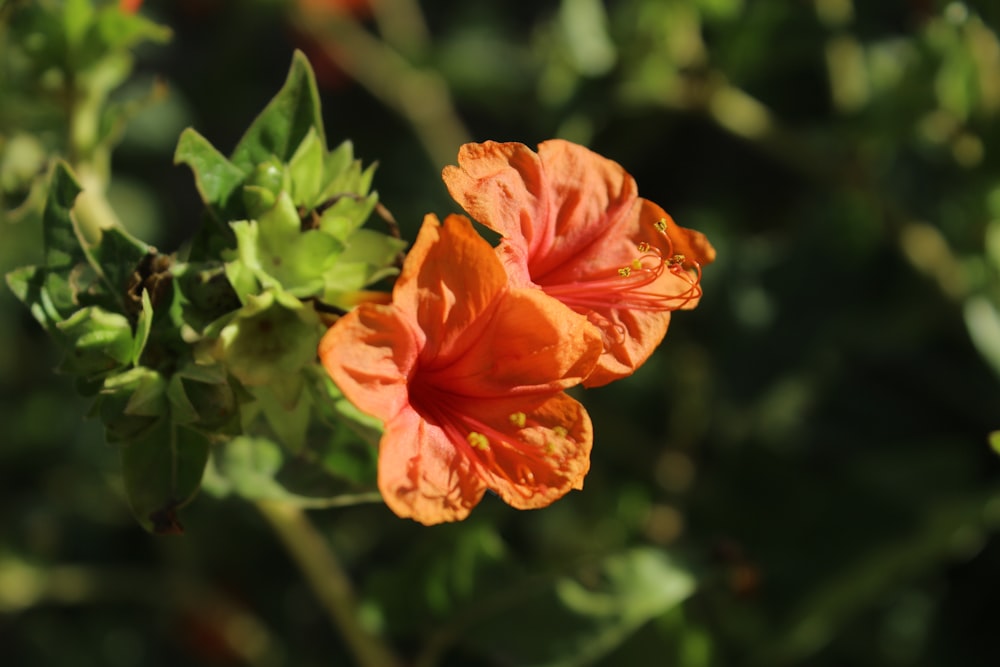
[174,128,248,217]
[120,418,210,534]
[230,51,326,172]
[42,162,87,310]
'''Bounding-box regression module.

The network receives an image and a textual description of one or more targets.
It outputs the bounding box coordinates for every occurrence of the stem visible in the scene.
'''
[256,500,403,667]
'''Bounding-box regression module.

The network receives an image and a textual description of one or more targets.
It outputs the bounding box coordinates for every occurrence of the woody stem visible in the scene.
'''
[256,500,402,667]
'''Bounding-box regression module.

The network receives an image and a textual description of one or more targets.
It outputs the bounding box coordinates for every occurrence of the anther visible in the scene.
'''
[637,241,651,253]
[618,267,632,277]
[509,412,527,428]
[467,431,490,450]
[654,218,668,232]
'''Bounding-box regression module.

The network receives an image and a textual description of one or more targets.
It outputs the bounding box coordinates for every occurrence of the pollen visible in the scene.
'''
[654,217,668,233]
[637,241,651,253]
[467,431,490,450]
[618,266,632,277]
[669,254,686,266]
[552,426,568,438]
[509,412,527,428]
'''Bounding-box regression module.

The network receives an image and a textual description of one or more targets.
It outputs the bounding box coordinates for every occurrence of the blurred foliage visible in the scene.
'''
[3,0,1000,666]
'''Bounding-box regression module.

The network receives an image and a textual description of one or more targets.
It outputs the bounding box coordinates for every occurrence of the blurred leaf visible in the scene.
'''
[457,548,696,667]
[203,436,378,507]
[120,418,210,534]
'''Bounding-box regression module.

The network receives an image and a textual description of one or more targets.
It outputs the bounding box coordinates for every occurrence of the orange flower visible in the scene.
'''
[119,0,143,13]
[319,214,602,524]
[443,140,716,387]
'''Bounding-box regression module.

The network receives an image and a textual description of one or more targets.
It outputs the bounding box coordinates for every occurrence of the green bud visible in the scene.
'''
[243,159,291,218]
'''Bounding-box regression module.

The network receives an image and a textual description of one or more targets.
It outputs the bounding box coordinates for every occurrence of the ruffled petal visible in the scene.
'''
[377,407,487,525]
[425,286,602,398]
[442,140,639,283]
[393,213,510,368]
[318,302,420,421]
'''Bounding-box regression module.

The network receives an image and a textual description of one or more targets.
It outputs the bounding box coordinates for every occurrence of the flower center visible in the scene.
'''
[540,217,703,316]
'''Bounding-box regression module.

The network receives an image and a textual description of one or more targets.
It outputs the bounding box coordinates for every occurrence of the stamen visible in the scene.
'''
[540,213,705,317]
[509,412,527,428]
[467,431,490,450]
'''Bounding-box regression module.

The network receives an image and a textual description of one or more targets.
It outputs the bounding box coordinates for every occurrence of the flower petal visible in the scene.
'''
[443,140,639,283]
[378,407,486,525]
[424,286,602,397]
[455,392,593,509]
[317,302,420,422]
[393,213,511,368]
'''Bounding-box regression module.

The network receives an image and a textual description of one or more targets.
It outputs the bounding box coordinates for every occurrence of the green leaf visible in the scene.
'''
[55,305,135,377]
[458,548,695,667]
[990,431,1000,456]
[232,191,344,297]
[98,367,166,442]
[174,127,247,217]
[288,127,326,208]
[82,226,149,312]
[120,418,210,534]
[202,436,379,508]
[42,161,87,314]
[317,192,379,242]
[230,51,326,173]
[322,228,405,297]
[254,378,311,453]
[5,265,63,334]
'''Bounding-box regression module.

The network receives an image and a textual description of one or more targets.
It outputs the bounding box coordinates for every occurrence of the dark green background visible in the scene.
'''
[3,0,1000,665]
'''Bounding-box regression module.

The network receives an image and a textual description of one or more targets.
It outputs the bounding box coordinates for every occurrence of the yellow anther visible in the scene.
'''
[467,431,490,450]
[631,258,643,270]
[669,254,686,265]
[509,412,527,428]
[618,266,632,277]
[637,241,651,253]
[654,218,668,232]
[552,426,568,438]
